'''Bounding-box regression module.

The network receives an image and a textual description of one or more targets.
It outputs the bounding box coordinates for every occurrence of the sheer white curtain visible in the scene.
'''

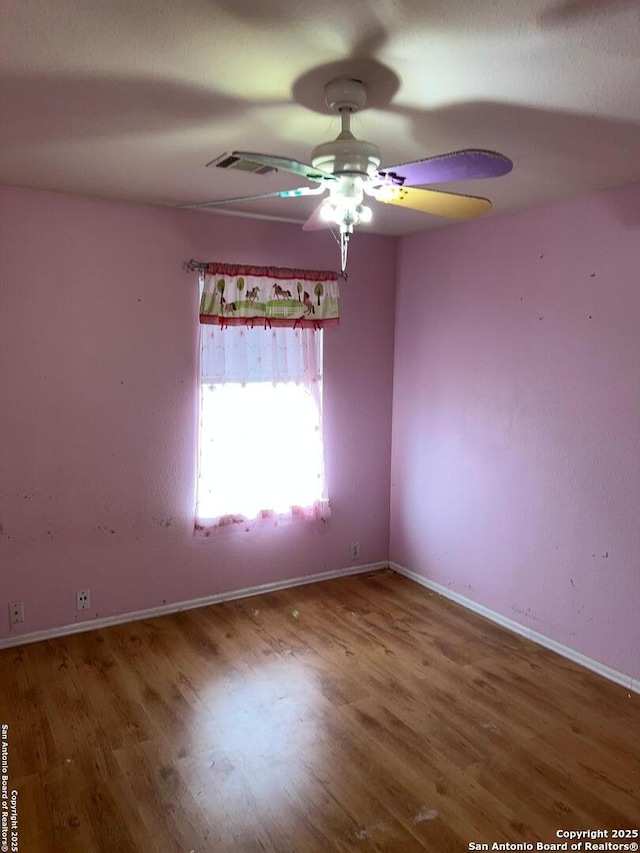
[195,325,329,534]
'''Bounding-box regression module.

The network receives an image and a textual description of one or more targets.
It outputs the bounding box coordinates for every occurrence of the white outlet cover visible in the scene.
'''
[76,590,91,610]
[9,601,24,623]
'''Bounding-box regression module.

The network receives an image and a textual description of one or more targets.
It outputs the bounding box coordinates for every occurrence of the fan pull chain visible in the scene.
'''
[340,229,350,274]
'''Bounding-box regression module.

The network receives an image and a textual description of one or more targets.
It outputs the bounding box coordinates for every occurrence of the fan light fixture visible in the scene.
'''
[318,190,373,269]
[181,78,513,274]
[319,178,373,226]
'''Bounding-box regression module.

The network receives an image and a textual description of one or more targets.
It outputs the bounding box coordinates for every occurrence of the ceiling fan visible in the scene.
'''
[180,78,513,273]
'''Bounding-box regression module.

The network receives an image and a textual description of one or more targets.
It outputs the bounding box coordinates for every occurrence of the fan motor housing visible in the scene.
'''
[311,132,381,177]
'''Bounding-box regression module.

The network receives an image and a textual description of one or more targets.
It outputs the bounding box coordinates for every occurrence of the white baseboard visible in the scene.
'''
[6,559,637,697]
[0,561,387,651]
[389,562,640,696]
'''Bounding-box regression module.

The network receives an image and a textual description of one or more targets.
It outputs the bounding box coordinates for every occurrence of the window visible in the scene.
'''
[195,325,328,532]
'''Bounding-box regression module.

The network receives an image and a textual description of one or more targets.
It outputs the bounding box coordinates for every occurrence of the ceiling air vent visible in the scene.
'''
[206,153,276,175]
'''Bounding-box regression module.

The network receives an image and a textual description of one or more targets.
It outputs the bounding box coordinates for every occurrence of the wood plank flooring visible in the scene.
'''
[0,569,638,852]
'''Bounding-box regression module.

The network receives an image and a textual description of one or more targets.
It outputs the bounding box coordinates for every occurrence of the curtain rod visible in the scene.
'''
[183,259,347,280]
[183,260,208,272]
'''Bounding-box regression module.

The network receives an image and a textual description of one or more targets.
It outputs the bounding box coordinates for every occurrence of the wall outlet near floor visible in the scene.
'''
[8,601,24,624]
[350,541,361,560]
[76,589,90,611]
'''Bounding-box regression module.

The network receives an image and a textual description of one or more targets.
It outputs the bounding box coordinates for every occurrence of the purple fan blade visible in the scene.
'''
[379,149,513,187]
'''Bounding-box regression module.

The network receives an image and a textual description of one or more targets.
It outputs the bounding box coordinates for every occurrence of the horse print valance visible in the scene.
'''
[198,262,340,329]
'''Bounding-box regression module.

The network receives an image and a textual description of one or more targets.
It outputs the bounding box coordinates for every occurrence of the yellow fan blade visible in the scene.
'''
[376,185,491,220]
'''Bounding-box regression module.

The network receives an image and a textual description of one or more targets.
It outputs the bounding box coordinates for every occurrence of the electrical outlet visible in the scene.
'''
[9,601,24,624]
[76,589,90,611]
[350,541,361,560]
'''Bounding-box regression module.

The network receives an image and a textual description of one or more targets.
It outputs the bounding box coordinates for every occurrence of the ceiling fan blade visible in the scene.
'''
[178,185,325,210]
[379,149,512,187]
[207,151,338,184]
[302,199,332,232]
[376,186,492,220]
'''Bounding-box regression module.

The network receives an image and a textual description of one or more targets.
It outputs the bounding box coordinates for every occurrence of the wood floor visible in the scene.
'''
[0,570,638,852]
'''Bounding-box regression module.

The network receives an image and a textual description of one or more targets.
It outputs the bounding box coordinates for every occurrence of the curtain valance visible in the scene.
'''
[198,262,340,329]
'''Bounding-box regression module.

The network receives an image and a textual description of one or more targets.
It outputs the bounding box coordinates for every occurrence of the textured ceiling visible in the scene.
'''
[1,0,640,235]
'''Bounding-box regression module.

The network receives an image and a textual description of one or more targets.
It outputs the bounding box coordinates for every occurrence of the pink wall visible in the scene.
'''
[5,179,638,682]
[0,186,396,640]
[390,183,640,681]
